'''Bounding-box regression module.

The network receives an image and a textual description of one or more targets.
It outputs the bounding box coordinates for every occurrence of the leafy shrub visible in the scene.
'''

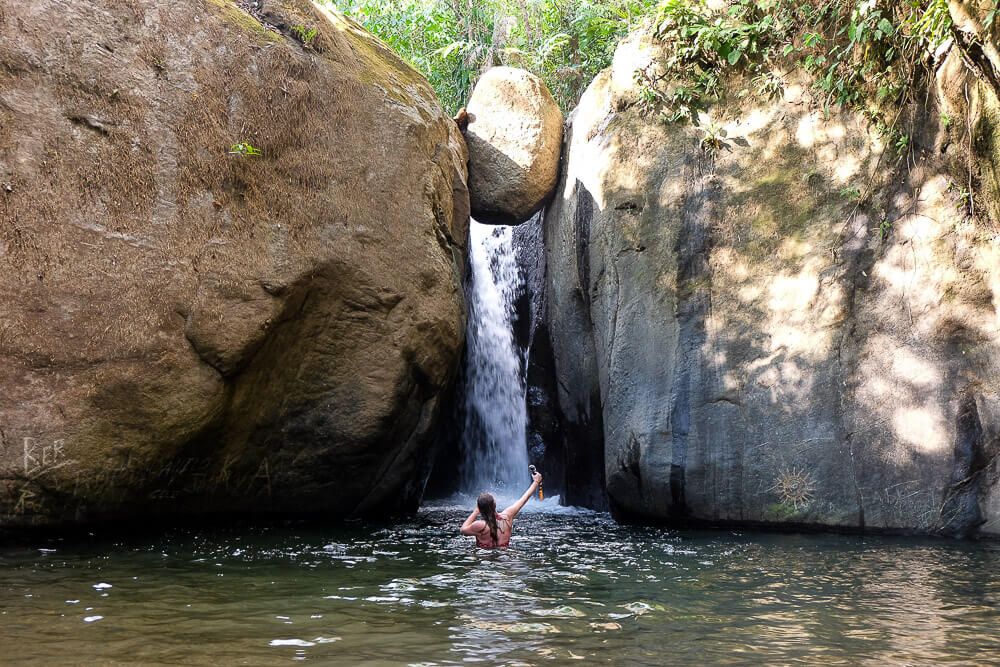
[638,0,954,155]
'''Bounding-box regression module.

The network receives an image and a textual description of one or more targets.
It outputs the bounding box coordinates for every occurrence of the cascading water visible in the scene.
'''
[458,220,530,497]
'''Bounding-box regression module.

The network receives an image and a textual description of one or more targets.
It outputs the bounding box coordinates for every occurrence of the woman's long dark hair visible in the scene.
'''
[477,492,498,545]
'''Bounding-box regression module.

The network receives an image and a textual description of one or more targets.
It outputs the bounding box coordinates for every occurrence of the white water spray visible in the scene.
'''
[459,220,530,498]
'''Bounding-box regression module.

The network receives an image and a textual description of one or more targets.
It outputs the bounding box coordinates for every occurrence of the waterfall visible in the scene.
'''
[459,220,530,497]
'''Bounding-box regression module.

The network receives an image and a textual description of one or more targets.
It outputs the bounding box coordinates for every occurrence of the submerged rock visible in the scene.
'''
[0,0,469,525]
[465,66,563,225]
[539,28,1000,536]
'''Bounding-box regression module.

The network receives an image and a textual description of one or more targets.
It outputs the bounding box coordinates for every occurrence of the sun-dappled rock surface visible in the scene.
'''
[466,66,563,225]
[539,25,1000,537]
[0,0,469,525]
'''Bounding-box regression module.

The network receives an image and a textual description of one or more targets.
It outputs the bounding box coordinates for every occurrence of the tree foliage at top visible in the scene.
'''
[326,0,658,113]
[328,0,996,168]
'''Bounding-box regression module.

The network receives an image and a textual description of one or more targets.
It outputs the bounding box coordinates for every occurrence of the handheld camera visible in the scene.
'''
[528,465,543,500]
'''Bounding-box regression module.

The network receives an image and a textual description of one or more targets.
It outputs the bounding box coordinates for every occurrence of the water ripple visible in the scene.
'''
[0,505,998,665]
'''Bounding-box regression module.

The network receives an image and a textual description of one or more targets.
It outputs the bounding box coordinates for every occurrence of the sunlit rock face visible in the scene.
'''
[0,0,469,525]
[465,67,563,225]
[539,29,1000,536]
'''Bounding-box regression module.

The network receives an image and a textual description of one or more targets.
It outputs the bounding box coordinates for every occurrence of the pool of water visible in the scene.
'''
[2,498,999,665]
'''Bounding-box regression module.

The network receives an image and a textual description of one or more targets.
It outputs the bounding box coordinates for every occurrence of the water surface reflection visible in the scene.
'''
[1,501,998,665]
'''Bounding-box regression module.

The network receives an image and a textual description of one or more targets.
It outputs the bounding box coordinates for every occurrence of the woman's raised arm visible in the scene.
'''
[502,472,542,520]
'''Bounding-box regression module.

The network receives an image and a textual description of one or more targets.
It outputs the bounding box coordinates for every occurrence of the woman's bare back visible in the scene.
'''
[474,511,512,548]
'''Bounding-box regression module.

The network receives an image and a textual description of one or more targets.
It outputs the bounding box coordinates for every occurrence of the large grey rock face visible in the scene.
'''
[0,0,469,525]
[542,30,1000,536]
[466,67,563,225]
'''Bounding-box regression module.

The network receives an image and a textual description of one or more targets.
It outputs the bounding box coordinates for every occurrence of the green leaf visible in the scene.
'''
[877,18,893,36]
[727,49,742,65]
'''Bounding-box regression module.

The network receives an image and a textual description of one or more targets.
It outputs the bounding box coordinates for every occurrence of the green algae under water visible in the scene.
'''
[2,499,999,665]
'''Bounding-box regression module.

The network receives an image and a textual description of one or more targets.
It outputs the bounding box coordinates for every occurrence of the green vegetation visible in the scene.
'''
[765,501,804,520]
[326,0,658,113]
[949,180,973,213]
[229,142,262,157]
[327,0,959,163]
[637,0,953,155]
[292,24,319,46]
[879,215,893,239]
[839,186,862,201]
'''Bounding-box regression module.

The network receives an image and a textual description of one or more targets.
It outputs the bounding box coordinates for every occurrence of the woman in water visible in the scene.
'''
[460,470,543,548]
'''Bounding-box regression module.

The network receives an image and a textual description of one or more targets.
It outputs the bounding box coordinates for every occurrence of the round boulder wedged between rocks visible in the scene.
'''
[466,66,563,225]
